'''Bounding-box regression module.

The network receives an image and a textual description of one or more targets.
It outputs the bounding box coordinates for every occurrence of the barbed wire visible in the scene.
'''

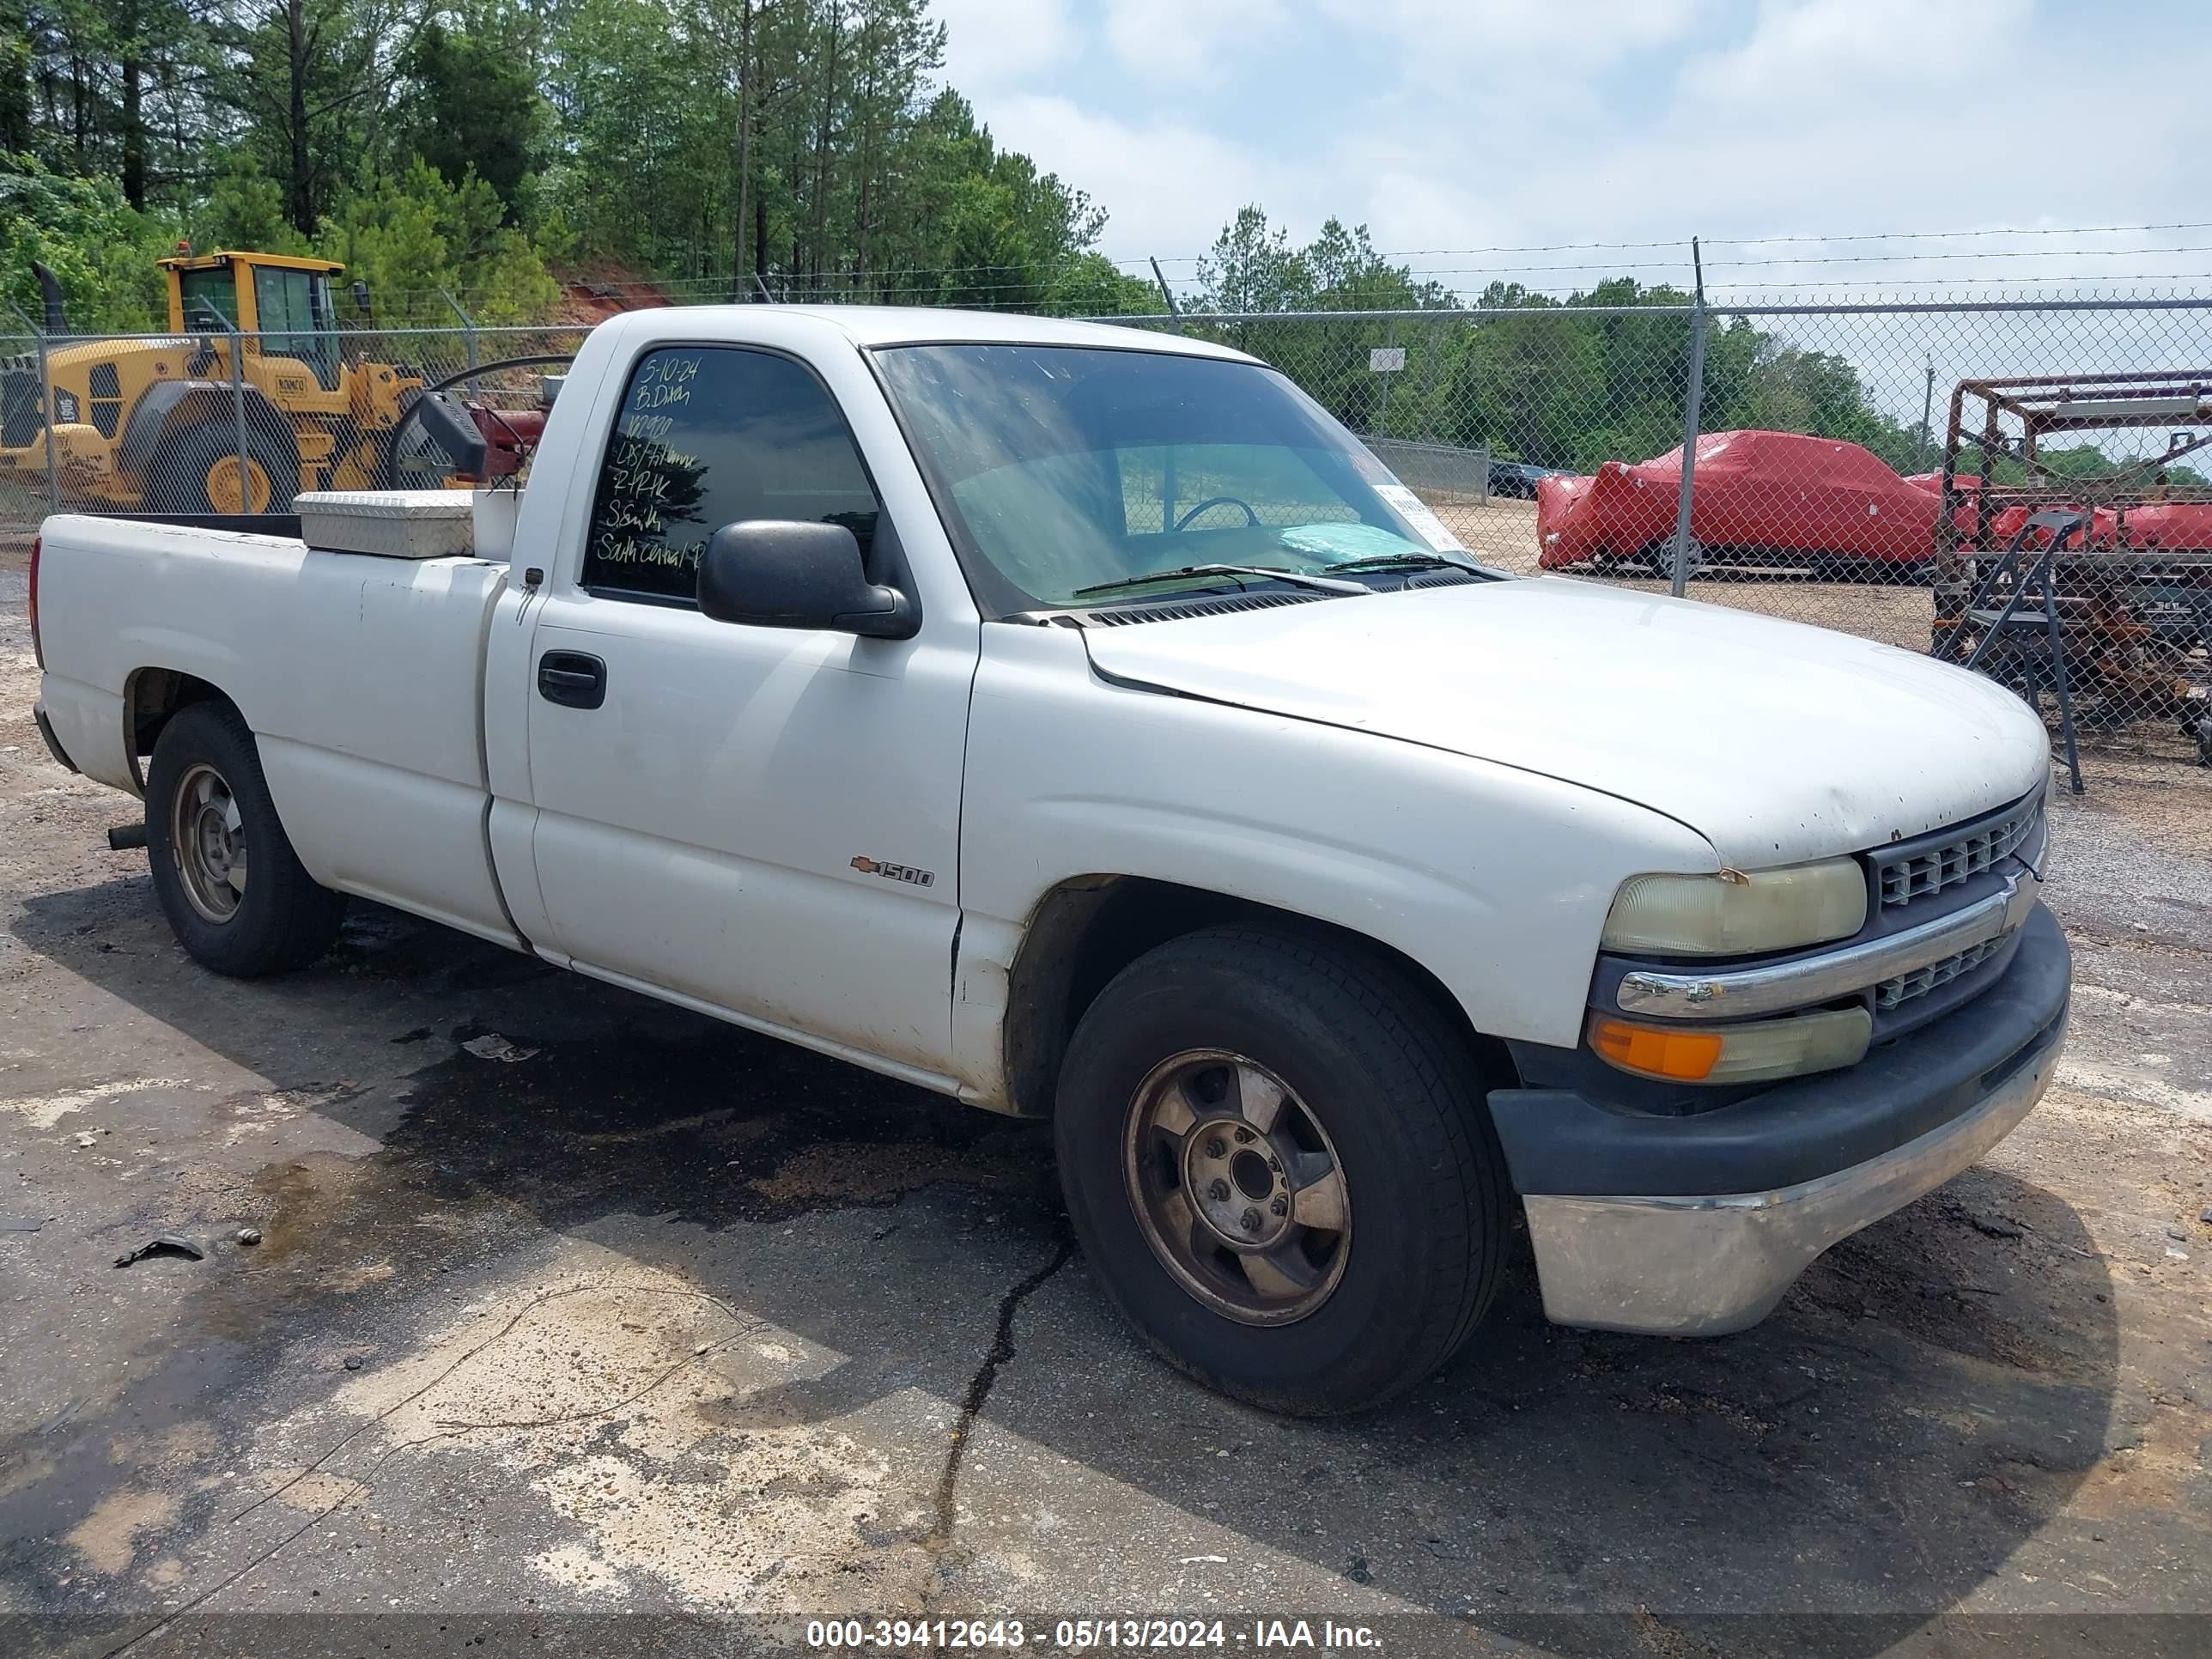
[355,230,2212,321]
[1113,222,2212,266]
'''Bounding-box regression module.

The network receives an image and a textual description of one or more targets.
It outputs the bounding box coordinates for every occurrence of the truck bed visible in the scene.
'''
[35,514,519,945]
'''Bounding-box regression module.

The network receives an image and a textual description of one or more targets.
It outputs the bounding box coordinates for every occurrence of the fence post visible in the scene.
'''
[229,327,251,514]
[1376,319,1398,438]
[1413,317,1443,445]
[35,329,60,514]
[1149,258,1182,334]
[441,289,480,398]
[1918,352,1937,470]
[1668,238,1707,599]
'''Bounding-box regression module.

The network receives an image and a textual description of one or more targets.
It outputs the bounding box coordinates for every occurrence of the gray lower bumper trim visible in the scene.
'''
[1522,1011,2065,1335]
[32,702,77,775]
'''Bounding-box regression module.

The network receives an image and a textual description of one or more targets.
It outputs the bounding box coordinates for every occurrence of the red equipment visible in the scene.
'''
[469,404,547,478]
[1536,430,1942,572]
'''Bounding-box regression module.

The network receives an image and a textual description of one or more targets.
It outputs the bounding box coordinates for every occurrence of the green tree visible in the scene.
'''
[1044,252,1161,318]
[392,11,546,218]
[1195,204,1310,323]
[0,1,29,155]
[1194,208,1455,434]
[187,152,307,251]
[22,0,210,208]
[0,148,174,327]
[319,156,555,318]
[1729,342,1917,467]
[207,0,421,234]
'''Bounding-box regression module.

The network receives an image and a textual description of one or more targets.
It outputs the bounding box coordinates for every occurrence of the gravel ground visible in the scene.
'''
[0,558,2206,1659]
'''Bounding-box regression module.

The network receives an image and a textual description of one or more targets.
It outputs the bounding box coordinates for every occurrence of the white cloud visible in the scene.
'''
[1102,0,1289,81]
[932,0,1085,92]
[981,93,1304,254]
[1680,0,2031,107]
[946,0,2212,297]
[1314,0,1708,82]
[1594,0,2203,282]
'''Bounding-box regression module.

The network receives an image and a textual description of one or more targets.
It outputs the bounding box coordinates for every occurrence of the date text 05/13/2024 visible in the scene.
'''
[803,1619,1383,1650]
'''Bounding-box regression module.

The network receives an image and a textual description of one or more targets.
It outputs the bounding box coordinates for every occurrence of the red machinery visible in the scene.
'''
[1536,430,1942,574]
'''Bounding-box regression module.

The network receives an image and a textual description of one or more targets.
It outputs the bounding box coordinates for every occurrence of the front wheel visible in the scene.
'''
[145,702,346,976]
[156,422,300,516]
[1054,926,1509,1414]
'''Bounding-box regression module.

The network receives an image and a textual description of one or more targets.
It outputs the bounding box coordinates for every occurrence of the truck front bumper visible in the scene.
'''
[1487,903,2070,1336]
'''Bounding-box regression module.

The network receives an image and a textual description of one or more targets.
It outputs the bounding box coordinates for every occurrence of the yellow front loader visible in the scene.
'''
[1,250,423,514]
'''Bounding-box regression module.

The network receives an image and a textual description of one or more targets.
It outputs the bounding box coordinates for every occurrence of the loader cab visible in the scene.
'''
[160,251,345,393]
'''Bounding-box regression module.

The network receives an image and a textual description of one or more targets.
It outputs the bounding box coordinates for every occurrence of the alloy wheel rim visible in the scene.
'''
[1121,1048,1352,1326]
[171,762,247,923]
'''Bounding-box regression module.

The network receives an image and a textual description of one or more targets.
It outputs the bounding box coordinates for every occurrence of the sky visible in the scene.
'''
[928,0,2212,303]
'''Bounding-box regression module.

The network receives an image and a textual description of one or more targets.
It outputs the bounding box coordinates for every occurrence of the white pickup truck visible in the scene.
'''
[31,307,2069,1413]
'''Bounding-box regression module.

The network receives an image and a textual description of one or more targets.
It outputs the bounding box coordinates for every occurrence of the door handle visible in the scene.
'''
[537,650,606,709]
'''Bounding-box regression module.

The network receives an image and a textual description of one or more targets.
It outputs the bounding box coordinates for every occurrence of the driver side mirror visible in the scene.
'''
[697,520,918,640]
[351,280,371,313]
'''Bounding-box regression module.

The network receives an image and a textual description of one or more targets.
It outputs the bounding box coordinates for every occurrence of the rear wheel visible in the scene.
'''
[1054,926,1509,1415]
[145,702,345,975]
[1629,537,1705,580]
[157,422,299,516]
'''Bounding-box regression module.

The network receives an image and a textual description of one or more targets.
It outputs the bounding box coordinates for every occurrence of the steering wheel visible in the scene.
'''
[1174,495,1261,532]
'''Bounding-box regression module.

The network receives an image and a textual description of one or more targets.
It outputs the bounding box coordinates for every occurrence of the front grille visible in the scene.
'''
[0,368,39,448]
[1876,793,2041,906]
[1876,936,2006,1010]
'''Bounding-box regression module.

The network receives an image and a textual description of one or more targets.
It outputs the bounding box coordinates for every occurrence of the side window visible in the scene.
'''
[582,345,881,605]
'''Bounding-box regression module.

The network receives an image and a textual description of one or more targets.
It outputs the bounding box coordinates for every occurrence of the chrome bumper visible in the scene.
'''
[1522,1009,2065,1335]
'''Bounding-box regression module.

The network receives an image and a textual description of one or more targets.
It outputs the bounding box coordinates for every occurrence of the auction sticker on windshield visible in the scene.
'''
[1375,483,1469,554]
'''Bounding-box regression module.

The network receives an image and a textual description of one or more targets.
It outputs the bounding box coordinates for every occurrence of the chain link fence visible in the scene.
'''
[5,296,2209,775]
[1,323,588,526]
[1106,297,2212,775]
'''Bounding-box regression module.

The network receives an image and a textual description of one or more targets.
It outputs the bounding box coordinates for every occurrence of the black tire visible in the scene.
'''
[1054,925,1510,1415]
[156,421,300,516]
[145,702,345,976]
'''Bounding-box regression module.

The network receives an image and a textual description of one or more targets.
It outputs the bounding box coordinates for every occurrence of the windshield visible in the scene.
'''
[873,343,1477,614]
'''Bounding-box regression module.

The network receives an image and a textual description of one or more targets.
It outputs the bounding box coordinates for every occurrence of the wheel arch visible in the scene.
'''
[997,874,1510,1120]
[117,381,295,482]
[123,666,240,794]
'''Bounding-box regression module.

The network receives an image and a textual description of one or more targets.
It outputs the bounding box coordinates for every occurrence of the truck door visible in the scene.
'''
[522,343,972,1081]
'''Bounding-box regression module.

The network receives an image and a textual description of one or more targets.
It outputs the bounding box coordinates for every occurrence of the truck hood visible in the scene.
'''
[1079,577,2052,866]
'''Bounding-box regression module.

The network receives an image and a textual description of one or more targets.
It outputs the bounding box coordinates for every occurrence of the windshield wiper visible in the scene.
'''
[1322,550,1485,577]
[1073,562,1369,599]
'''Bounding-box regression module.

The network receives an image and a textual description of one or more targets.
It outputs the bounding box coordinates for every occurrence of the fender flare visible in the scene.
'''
[117,380,292,477]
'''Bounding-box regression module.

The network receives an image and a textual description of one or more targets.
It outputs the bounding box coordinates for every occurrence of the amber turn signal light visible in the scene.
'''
[1589,1018,1725,1081]
[1589,1006,1873,1085]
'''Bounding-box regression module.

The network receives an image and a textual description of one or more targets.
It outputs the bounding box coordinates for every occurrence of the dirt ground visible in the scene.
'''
[0,555,2207,1658]
[1429,494,1956,652]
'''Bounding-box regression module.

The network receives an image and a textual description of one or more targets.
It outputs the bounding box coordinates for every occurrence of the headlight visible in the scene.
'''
[1601,860,1867,956]
[1589,1006,1872,1084]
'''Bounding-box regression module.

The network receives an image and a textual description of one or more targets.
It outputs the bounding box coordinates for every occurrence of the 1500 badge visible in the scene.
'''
[850,856,935,888]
